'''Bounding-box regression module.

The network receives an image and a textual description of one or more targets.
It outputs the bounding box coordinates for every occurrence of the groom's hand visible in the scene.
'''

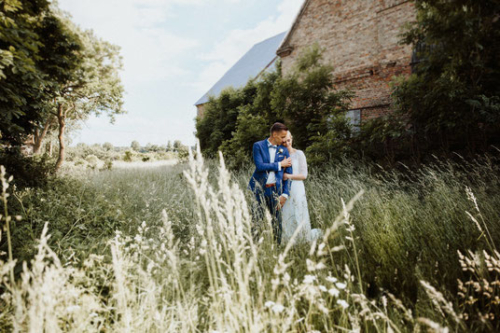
[281,157,292,168]
[278,195,287,209]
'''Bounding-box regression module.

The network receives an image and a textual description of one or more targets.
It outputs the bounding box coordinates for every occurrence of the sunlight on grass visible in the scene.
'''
[1,148,499,331]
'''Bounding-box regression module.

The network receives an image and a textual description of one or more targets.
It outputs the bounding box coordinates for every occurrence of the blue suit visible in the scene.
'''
[248,139,292,244]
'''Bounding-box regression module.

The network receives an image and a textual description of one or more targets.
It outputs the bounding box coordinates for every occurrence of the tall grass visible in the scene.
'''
[0,149,499,331]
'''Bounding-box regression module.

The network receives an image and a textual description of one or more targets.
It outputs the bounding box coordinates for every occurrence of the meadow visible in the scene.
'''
[1,150,499,332]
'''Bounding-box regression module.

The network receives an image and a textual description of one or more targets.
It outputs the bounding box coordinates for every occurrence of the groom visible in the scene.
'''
[248,122,293,245]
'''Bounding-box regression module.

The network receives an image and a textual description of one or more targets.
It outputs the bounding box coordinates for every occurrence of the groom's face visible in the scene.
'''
[271,130,288,145]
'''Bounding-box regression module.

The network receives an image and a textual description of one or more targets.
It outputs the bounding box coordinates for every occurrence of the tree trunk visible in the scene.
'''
[48,141,53,157]
[33,117,54,155]
[54,105,67,172]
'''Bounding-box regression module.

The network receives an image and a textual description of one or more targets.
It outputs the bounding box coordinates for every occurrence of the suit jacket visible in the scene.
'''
[248,139,293,197]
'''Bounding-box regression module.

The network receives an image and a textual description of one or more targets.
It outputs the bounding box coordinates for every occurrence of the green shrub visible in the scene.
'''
[0,148,52,188]
[123,150,135,162]
[85,154,100,169]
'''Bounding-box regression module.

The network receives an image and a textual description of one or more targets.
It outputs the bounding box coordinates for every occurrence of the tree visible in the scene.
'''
[166,140,173,152]
[271,45,353,164]
[219,71,280,167]
[393,0,500,155]
[51,14,125,172]
[195,82,258,158]
[197,46,353,167]
[173,140,183,152]
[0,0,80,146]
[103,142,113,151]
[131,140,140,151]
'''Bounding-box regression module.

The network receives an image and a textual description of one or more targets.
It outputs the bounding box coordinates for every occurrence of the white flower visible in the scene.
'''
[326,276,338,283]
[66,305,80,313]
[319,285,327,292]
[272,303,285,313]
[336,282,347,289]
[265,301,275,308]
[328,288,340,297]
[303,275,317,284]
[337,299,349,309]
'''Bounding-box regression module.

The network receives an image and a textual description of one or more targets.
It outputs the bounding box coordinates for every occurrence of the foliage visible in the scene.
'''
[196,82,258,158]
[1,153,500,331]
[102,142,113,151]
[130,140,140,151]
[219,71,280,168]
[392,0,500,154]
[196,46,353,167]
[272,45,353,150]
[49,14,125,171]
[0,148,52,188]
[0,0,81,145]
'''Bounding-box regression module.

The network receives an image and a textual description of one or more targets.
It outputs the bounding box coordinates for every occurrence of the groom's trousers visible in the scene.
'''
[253,184,282,245]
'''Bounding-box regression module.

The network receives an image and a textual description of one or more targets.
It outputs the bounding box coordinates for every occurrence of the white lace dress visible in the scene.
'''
[281,150,322,244]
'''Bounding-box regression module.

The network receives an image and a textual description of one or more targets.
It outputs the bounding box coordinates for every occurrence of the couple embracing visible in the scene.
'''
[248,122,321,245]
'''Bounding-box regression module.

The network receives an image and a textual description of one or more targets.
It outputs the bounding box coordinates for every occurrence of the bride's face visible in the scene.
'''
[283,133,293,149]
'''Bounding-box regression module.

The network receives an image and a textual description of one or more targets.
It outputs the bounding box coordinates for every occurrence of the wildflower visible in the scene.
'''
[336,282,347,289]
[326,276,338,283]
[337,299,349,309]
[328,288,340,297]
[272,303,285,314]
[303,275,316,284]
[66,305,81,313]
[319,285,327,292]
[265,301,275,308]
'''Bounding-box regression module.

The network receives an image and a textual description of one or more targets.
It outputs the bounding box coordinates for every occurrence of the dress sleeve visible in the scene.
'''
[298,150,308,179]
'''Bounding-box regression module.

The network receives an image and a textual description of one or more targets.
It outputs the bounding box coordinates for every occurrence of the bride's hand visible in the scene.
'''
[283,173,291,180]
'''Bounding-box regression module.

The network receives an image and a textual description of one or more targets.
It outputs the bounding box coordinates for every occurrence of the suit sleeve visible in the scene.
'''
[282,150,293,196]
[253,143,280,172]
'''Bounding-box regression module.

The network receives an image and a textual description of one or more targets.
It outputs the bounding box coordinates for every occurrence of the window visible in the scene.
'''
[346,109,361,133]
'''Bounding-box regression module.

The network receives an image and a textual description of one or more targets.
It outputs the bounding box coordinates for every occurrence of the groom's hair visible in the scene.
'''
[270,122,288,135]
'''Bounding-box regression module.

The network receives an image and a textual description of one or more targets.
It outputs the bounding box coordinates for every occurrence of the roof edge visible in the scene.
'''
[276,0,311,57]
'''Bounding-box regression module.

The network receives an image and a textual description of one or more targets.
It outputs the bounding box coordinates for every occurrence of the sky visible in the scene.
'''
[58,0,304,147]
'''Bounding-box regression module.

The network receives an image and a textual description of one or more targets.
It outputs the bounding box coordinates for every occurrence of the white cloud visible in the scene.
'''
[58,0,301,146]
[193,0,303,93]
[59,0,200,86]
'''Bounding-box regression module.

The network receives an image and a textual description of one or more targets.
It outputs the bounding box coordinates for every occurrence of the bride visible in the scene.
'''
[281,131,322,244]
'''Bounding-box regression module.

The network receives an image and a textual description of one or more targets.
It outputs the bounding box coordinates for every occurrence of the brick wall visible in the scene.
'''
[196,104,206,118]
[278,0,415,123]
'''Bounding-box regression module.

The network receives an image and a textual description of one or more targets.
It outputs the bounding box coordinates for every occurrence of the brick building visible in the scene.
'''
[277,0,416,125]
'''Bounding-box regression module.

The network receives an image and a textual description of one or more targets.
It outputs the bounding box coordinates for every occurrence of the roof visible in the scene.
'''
[277,0,310,56]
[195,31,287,106]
